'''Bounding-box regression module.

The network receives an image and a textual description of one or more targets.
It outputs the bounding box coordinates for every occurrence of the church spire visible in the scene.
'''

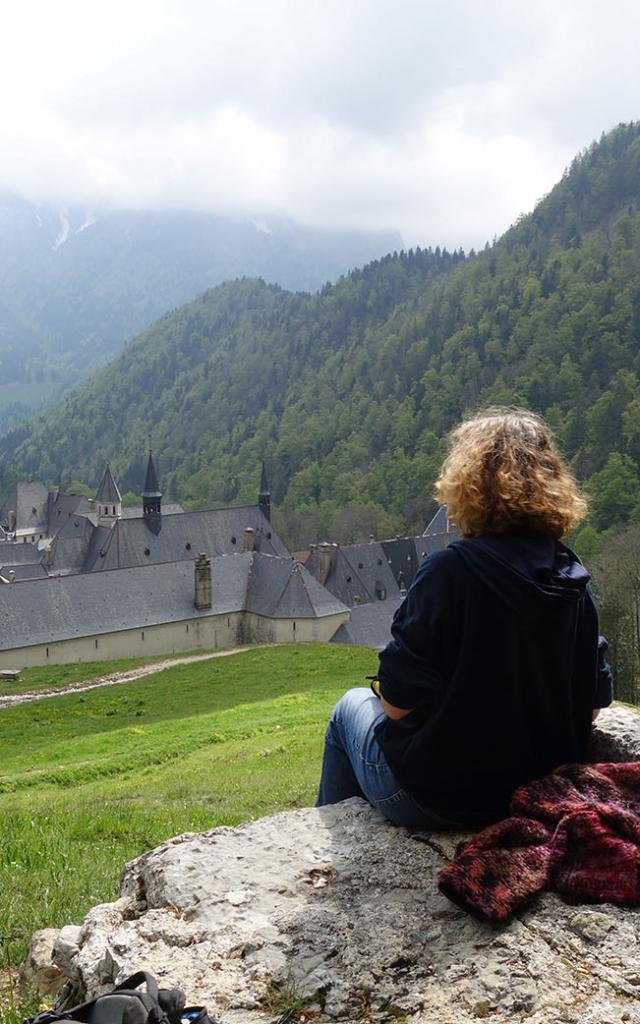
[142,446,162,534]
[95,464,122,523]
[258,461,271,522]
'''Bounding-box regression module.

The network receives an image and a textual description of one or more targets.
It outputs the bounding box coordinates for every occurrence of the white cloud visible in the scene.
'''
[1,0,639,248]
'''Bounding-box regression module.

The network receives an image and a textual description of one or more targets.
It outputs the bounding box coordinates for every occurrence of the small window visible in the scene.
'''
[267,531,272,539]
[346,575,352,583]
[144,547,150,555]
[231,536,237,545]
[358,562,364,569]
[95,639,99,649]
[186,624,189,633]
[112,505,116,515]
[377,559,383,566]
[185,542,191,550]
[293,621,296,632]
[141,631,145,641]
[46,647,49,658]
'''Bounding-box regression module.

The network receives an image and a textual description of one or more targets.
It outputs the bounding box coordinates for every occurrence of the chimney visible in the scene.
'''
[243,526,255,552]
[318,542,333,586]
[194,553,212,610]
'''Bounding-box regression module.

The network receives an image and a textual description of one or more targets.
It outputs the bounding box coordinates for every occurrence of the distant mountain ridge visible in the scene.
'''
[0,193,402,429]
[3,122,640,547]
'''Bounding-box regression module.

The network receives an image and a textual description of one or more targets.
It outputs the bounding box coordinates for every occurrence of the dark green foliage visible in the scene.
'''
[3,123,640,546]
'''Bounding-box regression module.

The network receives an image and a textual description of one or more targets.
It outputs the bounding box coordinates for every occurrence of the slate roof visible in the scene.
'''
[119,504,184,519]
[95,465,122,504]
[48,515,101,575]
[0,552,347,652]
[143,452,161,497]
[90,505,288,572]
[0,540,42,565]
[47,491,92,532]
[305,519,458,608]
[0,481,49,534]
[305,542,399,607]
[331,598,402,649]
[381,537,419,590]
[423,505,454,536]
[0,562,48,580]
[246,555,347,618]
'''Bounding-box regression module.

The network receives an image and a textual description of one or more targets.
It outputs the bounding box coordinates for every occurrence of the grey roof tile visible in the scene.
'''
[423,505,454,536]
[95,505,288,571]
[95,465,122,504]
[0,562,48,580]
[0,540,42,565]
[306,542,400,606]
[331,598,402,649]
[143,452,161,496]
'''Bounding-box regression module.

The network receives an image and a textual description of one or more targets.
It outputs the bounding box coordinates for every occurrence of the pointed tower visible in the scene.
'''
[142,448,162,535]
[95,464,122,524]
[258,461,271,522]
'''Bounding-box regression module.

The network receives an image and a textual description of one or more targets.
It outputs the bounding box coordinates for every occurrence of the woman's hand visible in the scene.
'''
[381,696,414,720]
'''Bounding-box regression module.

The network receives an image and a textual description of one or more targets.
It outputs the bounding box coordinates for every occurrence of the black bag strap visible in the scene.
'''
[113,973,160,1005]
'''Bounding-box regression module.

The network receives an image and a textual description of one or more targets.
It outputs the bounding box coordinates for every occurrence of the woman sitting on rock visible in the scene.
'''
[317,408,613,828]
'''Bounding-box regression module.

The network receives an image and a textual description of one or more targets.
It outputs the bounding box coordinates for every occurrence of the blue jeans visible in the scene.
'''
[317,688,456,828]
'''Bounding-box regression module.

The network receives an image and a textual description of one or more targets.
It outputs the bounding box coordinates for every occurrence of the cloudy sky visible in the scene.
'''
[2,0,639,248]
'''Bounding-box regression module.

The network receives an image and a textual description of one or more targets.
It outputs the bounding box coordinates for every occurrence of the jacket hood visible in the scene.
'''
[449,535,590,609]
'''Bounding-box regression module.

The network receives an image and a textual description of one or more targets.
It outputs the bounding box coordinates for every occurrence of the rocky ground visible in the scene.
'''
[23,706,640,1024]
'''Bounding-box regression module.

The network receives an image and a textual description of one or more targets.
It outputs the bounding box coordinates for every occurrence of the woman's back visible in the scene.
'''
[376,535,604,824]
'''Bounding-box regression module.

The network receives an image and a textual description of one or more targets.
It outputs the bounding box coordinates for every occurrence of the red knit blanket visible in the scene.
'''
[438,762,640,922]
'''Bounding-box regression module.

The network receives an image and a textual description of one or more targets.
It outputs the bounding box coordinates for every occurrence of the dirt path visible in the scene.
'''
[0,646,270,710]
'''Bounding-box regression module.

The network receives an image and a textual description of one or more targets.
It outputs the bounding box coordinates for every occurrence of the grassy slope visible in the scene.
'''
[0,648,236,698]
[0,644,374,964]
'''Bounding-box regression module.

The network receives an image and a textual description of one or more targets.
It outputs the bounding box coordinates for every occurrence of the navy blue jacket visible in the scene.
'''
[376,535,613,825]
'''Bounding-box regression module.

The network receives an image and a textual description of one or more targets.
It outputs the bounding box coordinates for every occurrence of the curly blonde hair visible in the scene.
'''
[435,408,587,538]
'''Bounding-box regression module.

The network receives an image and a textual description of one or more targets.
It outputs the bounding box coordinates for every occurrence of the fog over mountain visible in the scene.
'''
[0,191,401,430]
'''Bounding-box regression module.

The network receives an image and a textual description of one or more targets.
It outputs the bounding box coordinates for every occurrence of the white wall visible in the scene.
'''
[0,609,349,669]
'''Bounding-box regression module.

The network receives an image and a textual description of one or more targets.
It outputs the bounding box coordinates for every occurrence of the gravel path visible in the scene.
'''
[0,646,267,710]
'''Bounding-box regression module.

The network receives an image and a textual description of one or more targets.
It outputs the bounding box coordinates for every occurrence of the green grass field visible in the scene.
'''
[0,644,374,969]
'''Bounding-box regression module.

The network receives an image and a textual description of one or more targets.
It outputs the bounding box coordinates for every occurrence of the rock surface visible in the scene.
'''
[20,927,65,997]
[47,706,640,1023]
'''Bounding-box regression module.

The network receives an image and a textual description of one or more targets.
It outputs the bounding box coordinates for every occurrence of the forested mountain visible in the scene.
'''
[2,122,640,549]
[0,195,401,431]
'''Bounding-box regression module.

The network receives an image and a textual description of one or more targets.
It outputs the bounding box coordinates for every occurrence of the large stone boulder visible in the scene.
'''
[42,707,640,1022]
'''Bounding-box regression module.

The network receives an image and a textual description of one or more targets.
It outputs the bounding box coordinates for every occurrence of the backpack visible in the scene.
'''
[26,970,215,1024]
